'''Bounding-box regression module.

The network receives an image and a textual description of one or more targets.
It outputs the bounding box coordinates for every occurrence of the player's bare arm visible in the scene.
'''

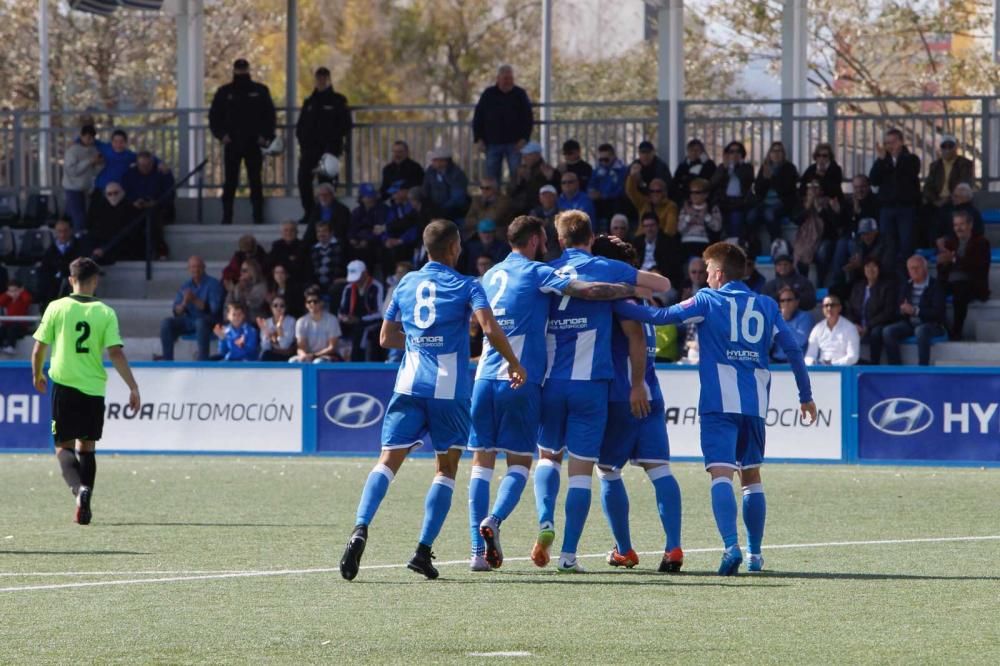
[107,345,141,411]
[619,319,650,419]
[473,308,527,389]
[379,319,406,350]
[30,340,49,394]
[562,280,636,301]
[636,270,671,293]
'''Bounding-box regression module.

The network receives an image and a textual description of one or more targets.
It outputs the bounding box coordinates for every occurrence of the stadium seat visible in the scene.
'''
[16,228,53,265]
[981,208,1000,224]
[20,192,55,228]
[916,248,936,261]
[756,255,773,265]
[991,248,1000,263]
[0,226,16,263]
[13,264,43,300]
[815,287,829,300]
[901,334,948,345]
[0,190,18,225]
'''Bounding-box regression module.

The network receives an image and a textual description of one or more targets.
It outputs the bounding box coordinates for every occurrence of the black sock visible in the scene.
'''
[56,448,82,495]
[77,452,97,489]
[416,543,432,557]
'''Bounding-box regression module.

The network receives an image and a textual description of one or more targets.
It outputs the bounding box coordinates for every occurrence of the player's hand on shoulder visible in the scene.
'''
[800,401,817,425]
[507,362,527,390]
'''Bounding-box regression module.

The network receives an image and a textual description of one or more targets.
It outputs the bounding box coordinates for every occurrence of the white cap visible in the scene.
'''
[346,260,366,283]
[539,184,557,196]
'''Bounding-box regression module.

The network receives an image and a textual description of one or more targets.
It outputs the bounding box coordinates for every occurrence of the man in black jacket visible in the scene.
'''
[881,254,947,366]
[631,211,683,287]
[472,65,534,184]
[379,141,425,199]
[868,129,921,276]
[295,67,352,217]
[209,59,277,225]
[39,218,87,309]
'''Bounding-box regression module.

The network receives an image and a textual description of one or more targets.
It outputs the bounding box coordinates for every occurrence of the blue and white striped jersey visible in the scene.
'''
[385,261,489,400]
[609,299,663,403]
[545,248,638,382]
[475,252,571,384]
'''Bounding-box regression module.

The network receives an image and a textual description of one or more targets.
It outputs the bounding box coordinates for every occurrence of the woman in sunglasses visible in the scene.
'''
[798,142,844,200]
[257,297,297,362]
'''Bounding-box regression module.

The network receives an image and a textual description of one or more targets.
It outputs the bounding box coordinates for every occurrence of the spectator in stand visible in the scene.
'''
[311,221,348,302]
[770,286,812,363]
[422,148,470,220]
[677,177,722,260]
[257,296,297,362]
[814,183,853,291]
[763,254,817,312]
[631,211,682,285]
[62,124,101,234]
[0,279,33,354]
[291,286,342,363]
[608,214,630,240]
[382,261,413,364]
[588,143,628,229]
[225,258,269,319]
[626,164,678,238]
[671,138,717,206]
[679,256,709,301]
[558,139,592,192]
[348,183,384,268]
[39,218,86,308]
[213,302,259,361]
[209,58,277,225]
[844,217,893,289]
[805,294,859,366]
[87,182,138,264]
[935,182,984,243]
[793,180,840,285]
[461,219,509,275]
[269,221,310,285]
[338,260,385,362]
[465,177,512,239]
[847,174,880,240]
[848,257,898,364]
[749,141,799,246]
[741,238,767,293]
[509,141,558,215]
[882,254,947,366]
[381,183,420,276]
[922,134,974,246]
[159,256,224,361]
[937,210,991,340]
[267,263,304,319]
[475,255,494,279]
[557,171,597,224]
[303,182,350,247]
[122,150,174,259]
[380,141,425,199]
[631,140,672,196]
[472,64,534,183]
[869,128,922,276]
[798,143,843,200]
[295,66,352,217]
[92,129,137,209]
[530,185,562,260]
[709,140,755,239]
[222,234,268,288]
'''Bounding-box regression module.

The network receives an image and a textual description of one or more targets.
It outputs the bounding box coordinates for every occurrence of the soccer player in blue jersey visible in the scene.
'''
[618,242,816,575]
[469,216,639,571]
[533,211,671,572]
[339,219,527,581]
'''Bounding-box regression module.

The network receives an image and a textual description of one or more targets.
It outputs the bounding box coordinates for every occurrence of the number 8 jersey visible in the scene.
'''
[384,261,490,400]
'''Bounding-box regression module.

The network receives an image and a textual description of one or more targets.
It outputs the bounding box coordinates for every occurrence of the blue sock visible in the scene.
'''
[354,463,394,527]
[533,459,561,530]
[418,476,456,548]
[598,470,631,553]
[491,464,529,522]
[468,466,493,557]
[561,475,592,557]
[710,476,739,549]
[742,483,767,555]
[648,465,682,552]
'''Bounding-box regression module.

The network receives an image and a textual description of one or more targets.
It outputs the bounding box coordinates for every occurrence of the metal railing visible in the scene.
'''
[1,95,997,203]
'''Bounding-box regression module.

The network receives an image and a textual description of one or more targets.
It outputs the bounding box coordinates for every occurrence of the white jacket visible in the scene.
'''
[62,142,100,192]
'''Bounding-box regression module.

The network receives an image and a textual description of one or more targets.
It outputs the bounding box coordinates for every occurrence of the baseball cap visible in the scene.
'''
[233,58,249,70]
[562,139,581,154]
[638,140,655,153]
[939,134,957,147]
[539,184,557,196]
[429,146,452,160]
[358,182,377,199]
[315,66,331,77]
[346,260,366,283]
[774,254,793,265]
[858,217,878,233]
[69,257,103,281]
[521,141,543,155]
[477,219,497,233]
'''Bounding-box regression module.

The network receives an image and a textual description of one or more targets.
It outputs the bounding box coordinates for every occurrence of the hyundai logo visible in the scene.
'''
[324,393,384,429]
[868,398,934,436]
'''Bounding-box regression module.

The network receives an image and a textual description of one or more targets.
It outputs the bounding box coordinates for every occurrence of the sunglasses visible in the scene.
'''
[690,189,707,194]
[272,302,286,308]
[598,157,612,164]
[822,303,840,308]
[779,298,796,303]
[106,190,124,196]
[726,149,742,155]
[814,153,831,159]
[560,180,576,185]
[306,299,320,305]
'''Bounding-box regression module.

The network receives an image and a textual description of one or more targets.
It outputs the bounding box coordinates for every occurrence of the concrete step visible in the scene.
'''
[163,224,284,263]
[5,334,212,361]
[172,196,357,227]
[972,319,1000,342]
[103,298,173,337]
[96,261,227,299]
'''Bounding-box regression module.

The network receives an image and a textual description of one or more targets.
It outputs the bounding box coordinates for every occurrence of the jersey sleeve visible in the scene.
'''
[33,304,55,345]
[102,308,124,348]
[607,258,639,285]
[468,279,490,312]
[535,263,572,295]
[613,291,708,326]
[384,289,401,321]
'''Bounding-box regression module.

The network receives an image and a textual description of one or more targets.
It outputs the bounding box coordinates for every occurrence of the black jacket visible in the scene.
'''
[209,76,277,147]
[269,238,311,283]
[709,162,755,210]
[869,148,922,207]
[472,85,534,145]
[799,161,844,200]
[848,278,899,330]
[296,87,352,157]
[898,277,946,326]
[671,157,717,204]
[302,200,351,248]
[633,156,672,194]
[380,159,425,199]
[630,232,683,286]
[753,160,800,211]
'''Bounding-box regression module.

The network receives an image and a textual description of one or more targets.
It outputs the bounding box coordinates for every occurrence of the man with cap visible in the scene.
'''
[558,139,593,192]
[209,59,277,225]
[295,66,353,217]
[844,217,893,289]
[557,171,597,225]
[31,257,141,525]
[589,143,628,228]
[473,64,534,184]
[422,147,470,221]
[509,141,559,215]
[462,219,510,275]
[631,140,672,196]
[762,254,818,312]
[338,259,385,361]
[922,135,975,248]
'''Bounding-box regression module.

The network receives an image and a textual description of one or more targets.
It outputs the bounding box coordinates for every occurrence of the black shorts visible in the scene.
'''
[51,382,105,443]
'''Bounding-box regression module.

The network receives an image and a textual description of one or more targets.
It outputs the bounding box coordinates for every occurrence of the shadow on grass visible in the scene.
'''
[676,570,1000,582]
[101,522,329,528]
[350,572,787,588]
[0,550,151,556]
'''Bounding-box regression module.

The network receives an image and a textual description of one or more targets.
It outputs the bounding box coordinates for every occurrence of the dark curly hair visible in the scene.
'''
[591,234,639,268]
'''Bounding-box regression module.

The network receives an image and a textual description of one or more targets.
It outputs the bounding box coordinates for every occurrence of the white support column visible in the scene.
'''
[175,0,204,191]
[285,0,298,197]
[656,1,683,170]
[781,0,808,165]
[38,0,51,190]
[991,0,1000,189]
[540,0,553,155]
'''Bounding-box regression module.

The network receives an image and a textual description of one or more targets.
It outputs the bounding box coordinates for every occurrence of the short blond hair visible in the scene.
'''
[555,210,593,247]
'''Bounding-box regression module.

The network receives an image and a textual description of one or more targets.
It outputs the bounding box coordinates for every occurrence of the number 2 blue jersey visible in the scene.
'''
[385,261,489,400]
[475,252,571,384]
[545,248,638,381]
[609,299,662,403]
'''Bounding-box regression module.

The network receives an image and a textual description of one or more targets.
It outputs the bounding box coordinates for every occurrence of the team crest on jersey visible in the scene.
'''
[681,297,696,309]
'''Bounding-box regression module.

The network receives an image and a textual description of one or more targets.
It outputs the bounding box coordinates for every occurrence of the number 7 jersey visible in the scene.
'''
[385,261,490,400]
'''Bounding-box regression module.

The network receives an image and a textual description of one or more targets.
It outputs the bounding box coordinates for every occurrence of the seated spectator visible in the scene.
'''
[770,286,812,363]
[310,221,348,301]
[763,254,817,312]
[0,279,33,354]
[509,142,559,215]
[625,166,678,237]
[462,219,510,275]
[677,177,722,260]
[257,296,297,362]
[670,138,717,205]
[338,260,385,361]
[678,257,708,301]
[381,183,421,276]
[269,220,310,284]
[291,286,342,363]
[382,261,413,363]
[847,175,880,239]
[608,214,630,240]
[709,141,755,239]
[380,141,425,199]
[794,180,843,286]
[882,255,947,366]
[844,217,893,289]
[935,182,984,244]
[267,263,305,318]
[88,182,139,264]
[558,139,593,192]
[225,258,269,318]
[92,129,137,208]
[159,255,224,361]
[213,302,259,361]
[798,143,843,200]
[222,234,269,287]
[630,140,672,196]
[937,210,991,340]
[121,149,174,258]
[475,254,495,278]
[39,218,87,309]
[557,171,597,224]
[847,257,898,364]
[749,141,799,246]
[62,124,101,234]
[631,211,682,285]
[465,177,512,239]
[922,135,974,246]
[349,182,384,268]
[530,185,562,261]
[805,294,859,366]
[588,143,627,229]
[743,254,766,293]
[422,147,470,220]
[303,182,351,247]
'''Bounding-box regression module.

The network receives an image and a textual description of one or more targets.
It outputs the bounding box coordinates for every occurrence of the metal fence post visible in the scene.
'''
[981,96,993,190]
[12,112,23,202]
[677,101,686,159]
[780,100,794,157]
[178,111,190,195]
[826,99,837,153]
[656,99,670,163]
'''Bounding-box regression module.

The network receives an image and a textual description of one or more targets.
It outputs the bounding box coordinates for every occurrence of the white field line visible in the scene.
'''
[1,534,997,593]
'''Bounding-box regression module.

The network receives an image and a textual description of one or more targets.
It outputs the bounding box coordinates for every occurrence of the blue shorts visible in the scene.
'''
[538,379,609,462]
[469,380,541,456]
[598,400,670,470]
[699,412,765,470]
[381,392,471,453]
